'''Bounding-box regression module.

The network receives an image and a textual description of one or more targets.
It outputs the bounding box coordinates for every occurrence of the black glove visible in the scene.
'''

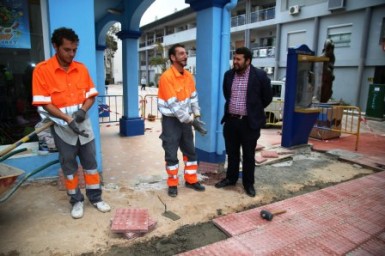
[69,120,89,138]
[73,109,86,123]
[192,117,207,136]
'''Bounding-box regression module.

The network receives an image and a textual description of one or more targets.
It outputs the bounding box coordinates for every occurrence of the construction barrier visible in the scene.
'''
[264,99,284,127]
[141,94,160,121]
[310,105,361,151]
[97,95,123,123]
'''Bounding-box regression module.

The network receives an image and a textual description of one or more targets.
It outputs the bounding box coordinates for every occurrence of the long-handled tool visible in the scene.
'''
[260,209,286,221]
[0,120,54,157]
[157,195,181,221]
[0,159,59,203]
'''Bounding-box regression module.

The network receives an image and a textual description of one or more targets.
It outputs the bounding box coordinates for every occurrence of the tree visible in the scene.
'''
[149,42,169,86]
[149,42,168,73]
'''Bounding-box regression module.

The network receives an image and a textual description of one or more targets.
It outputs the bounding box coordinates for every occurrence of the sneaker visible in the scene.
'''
[71,201,84,219]
[185,182,205,191]
[168,186,178,197]
[93,201,111,213]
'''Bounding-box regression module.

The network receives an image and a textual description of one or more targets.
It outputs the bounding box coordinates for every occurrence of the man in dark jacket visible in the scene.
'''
[215,47,273,197]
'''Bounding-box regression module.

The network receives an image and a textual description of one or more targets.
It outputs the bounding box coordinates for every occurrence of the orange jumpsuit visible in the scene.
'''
[157,66,201,186]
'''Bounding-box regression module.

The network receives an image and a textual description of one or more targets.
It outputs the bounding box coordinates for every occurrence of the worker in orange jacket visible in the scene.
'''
[32,27,110,219]
[157,43,207,197]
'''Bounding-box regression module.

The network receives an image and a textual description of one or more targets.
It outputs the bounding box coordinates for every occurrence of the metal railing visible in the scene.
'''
[98,94,161,124]
[231,7,276,27]
[264,102,362,151]
[97,95,123,123]
[140,94,161,120]
[250,7,276,23]
[311,105,361,151]
[265,100,284,127]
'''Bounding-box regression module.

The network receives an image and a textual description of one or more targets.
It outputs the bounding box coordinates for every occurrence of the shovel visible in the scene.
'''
[0,120,54,157]
[157,195,181,221]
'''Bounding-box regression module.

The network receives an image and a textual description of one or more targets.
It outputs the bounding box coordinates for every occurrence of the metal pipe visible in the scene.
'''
[0,159,59,203]
[355,7,371,107]
[216,0,238,155]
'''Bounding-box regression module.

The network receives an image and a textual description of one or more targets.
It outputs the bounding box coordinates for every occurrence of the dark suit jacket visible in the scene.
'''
[221,65,273,130]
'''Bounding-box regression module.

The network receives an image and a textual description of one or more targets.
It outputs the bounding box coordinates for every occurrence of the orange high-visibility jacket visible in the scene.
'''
[32,56,98,126]
[157,66,200,123]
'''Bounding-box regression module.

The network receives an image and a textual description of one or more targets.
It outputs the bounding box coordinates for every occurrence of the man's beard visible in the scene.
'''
[234,64,247,74]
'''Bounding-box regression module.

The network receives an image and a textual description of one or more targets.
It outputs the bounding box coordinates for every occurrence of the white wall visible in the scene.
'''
[113,39,123,83]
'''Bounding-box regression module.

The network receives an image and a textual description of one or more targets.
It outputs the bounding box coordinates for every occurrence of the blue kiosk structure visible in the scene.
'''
[281,45,329,148]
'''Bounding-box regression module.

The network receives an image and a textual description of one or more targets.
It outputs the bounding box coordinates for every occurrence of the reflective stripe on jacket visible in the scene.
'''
[32,55,98,109]
[157,66,200,123]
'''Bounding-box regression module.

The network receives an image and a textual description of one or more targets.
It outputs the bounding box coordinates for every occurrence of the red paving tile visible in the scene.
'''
[332,223,372,245]
[110,208,149,233]
[358,237,385,255]
[213,211,264,237]
[378,232,385,242]
[270,237,339,256]
[186,172,385,254]
[315,232,357,255]
[123,217,157,239]
[260,150,279,158]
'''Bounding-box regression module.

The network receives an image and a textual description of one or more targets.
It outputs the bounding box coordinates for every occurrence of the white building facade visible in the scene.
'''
[139,0,385,111]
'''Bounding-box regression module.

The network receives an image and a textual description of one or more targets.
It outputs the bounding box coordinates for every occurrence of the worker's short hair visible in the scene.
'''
[235,47,253,62]
[168,43,185,63]
[51,27,79,47]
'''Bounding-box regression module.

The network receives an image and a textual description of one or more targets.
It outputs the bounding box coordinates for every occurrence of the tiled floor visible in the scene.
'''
[179,172,385,255]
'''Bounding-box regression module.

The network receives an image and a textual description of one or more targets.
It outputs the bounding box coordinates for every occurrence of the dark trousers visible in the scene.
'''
[159,115,196,166]
[223,117,260,188]
[52,129,102,205]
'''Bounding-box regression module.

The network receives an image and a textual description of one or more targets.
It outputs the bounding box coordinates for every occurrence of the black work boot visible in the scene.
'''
[185,182,205,191]
[168,186,178,197]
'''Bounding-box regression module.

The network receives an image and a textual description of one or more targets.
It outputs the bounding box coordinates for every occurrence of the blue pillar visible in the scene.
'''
[96,45,107,97]
[281,45,321,147]
[116,30,144,136]
[1,0,106,177]
[187,0,235,171]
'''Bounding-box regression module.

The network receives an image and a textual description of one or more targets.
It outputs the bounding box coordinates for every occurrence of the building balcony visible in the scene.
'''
[163,27,197,46]
[251,46,275,58]
[231,6,276,27]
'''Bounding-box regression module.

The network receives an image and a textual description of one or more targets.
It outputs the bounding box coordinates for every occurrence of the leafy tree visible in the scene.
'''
[149,42,168,73]
[149,42,169,87]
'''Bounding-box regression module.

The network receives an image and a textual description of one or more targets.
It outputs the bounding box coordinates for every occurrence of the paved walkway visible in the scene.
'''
[180,171,385,255]
[175,118,385,255]
[101,85,385,255]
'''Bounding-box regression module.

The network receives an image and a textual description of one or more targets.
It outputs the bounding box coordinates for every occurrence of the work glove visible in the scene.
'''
[68,120,89,138]
[192,117,207,136]
[73,109,86,123]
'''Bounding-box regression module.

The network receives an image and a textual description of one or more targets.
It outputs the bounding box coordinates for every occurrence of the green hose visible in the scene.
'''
[0,148,28,163]
[0,159,59,203]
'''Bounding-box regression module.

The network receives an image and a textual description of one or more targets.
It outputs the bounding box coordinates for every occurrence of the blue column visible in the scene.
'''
[116,30,144,136]
[96,45,107,97]
[281,45,320,147]
[187,0,235,168]
[1,0,107,177]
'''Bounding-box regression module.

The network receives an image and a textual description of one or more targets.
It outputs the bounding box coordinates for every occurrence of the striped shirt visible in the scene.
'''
[229,65,250,116]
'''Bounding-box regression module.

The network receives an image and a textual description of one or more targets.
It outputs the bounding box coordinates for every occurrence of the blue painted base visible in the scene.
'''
[119,116,144,137]
[4,152,60,180]
[282,112,319,148]
[196,148,226,163]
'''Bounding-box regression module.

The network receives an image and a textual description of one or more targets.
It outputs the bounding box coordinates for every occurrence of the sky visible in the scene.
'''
[140,0,189,26]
